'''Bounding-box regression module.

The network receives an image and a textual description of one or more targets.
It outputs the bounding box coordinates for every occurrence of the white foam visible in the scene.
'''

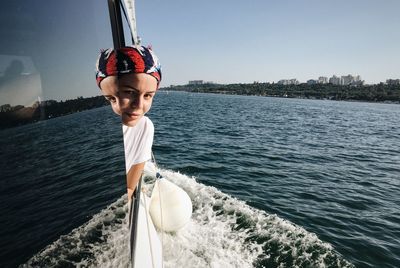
[24,168,353,268]
[153,169,262,268]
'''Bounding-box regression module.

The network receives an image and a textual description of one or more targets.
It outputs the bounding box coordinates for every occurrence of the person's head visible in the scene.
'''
[95,46,161,127]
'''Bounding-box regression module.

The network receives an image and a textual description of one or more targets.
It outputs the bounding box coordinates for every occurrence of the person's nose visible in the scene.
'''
[130,95,143,109]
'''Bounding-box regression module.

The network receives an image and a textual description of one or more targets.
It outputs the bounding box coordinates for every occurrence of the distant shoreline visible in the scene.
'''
[161,82,400,104]
[1,83,399,129]
[161,89,400,105]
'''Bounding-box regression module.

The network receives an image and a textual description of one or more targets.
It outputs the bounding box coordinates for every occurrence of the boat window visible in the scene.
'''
[0,1,126,266]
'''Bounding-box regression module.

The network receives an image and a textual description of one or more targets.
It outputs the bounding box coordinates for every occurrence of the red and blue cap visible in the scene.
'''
[95,46,162,88]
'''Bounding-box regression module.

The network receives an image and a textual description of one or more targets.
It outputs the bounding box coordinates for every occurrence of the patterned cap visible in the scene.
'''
[95,46,162,88]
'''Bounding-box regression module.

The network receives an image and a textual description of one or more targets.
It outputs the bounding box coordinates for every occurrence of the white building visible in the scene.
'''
[188,80,203,85]
[329,75,341,85]
[341,75,353,85]
[329,74,362,85]
[277,79,299,85]
[341,74,363,85]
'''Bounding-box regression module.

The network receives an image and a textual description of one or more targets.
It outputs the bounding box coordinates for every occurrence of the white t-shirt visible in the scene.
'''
[122,116,154,174]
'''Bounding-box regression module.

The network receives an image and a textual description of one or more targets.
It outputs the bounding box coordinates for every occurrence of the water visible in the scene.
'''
[0,92,399,267]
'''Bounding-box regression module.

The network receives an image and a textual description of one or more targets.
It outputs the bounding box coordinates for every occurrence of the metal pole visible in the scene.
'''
[107,0,125,49]
[107,1,137,266]
[129,176,142,268]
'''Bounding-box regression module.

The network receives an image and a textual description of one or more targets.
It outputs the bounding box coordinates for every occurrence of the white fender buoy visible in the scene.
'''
[144,161,157,177]
[149,178,192,232]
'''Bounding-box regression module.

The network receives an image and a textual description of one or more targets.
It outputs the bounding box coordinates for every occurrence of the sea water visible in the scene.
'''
[0,91,399,267]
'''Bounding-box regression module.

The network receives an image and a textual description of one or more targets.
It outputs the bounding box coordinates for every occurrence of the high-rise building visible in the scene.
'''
[329,75,341,85]
[329,74,362,85]
[341,75,353,85]
[188,80,203,85]
[352,75,363,86]
[277,79,299,85]
[318,76,328,84]
[341,74,363,85]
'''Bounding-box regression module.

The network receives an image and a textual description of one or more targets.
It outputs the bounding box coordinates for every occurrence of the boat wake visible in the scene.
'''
[22,168,353,268]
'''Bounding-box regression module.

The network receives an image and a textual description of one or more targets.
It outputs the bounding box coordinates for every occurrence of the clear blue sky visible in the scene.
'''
[137,0,400,86]
[1,0,400,104]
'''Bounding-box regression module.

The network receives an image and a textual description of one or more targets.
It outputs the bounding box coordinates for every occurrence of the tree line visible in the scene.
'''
[165,83,400,102]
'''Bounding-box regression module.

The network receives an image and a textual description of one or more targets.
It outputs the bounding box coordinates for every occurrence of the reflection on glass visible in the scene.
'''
[0,55,43,122]
[0,1,116,267]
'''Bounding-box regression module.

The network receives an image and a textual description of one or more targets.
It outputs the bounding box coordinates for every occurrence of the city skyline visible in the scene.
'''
[187,74,399,87]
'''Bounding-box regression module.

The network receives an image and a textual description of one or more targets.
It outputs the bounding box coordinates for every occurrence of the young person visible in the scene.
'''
[95,46,161,201]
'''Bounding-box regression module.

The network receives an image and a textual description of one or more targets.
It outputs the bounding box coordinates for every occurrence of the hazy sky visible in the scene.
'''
[1,0,400,104]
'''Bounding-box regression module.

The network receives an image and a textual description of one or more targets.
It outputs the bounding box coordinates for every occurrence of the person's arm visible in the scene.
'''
[126,162,146,201]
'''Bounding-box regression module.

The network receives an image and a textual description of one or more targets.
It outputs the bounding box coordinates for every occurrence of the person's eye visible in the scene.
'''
[144,93,154,99]
[105,97,116,103]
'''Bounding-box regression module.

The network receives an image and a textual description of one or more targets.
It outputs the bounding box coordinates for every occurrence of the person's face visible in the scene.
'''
[100,73,158,127]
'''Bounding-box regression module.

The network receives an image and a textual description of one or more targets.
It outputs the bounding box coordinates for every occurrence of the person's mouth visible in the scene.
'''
[125,112,141,119]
